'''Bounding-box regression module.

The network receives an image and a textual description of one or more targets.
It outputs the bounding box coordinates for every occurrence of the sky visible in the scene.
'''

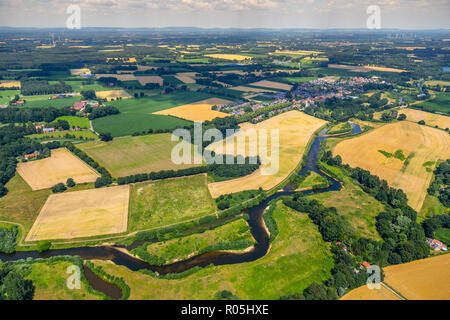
[0,0,449,29]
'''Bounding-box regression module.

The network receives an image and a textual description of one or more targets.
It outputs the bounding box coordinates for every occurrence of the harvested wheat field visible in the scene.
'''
[95,90,132,101]
[70,68,91,76]
[249,80,293,91]
[153,98,231,122]
[25,185,130,241]
[0,80,21,88]
[134,76,164,86]
[17,148,100,190]
[230,86,277,93]
[207,111,327,197]
[364,65,407,73]
[399,108,450,130]
[383,254,450,300]
[340,284,401,300]
[175,72,197,84]
[204,54,251,61]
[333,122,450,211]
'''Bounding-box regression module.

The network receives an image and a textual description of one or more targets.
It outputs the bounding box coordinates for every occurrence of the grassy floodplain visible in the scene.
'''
[92,201,334,299]
[77,133,201,177]
[143,219,255,264]
[310,164,383,240]
[128,175,217,231]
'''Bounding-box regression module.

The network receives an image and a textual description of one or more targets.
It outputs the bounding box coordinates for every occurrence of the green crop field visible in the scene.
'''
[0,89,20,105]
[26,130,98,141]
[128,175,217,231]
[77,133,201,177]
[107,91,214,114]
[94,201,334,299]
[64,80,111,92]
[415,92,450,114]
[55,116,90,128]
[310,163,383,240]
[19,96,82,109]
[141,219,254,264]
[277,76,316,83]
[92,113,192,137]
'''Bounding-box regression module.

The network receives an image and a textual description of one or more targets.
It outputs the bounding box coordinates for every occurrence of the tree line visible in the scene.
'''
[427,159,450,207]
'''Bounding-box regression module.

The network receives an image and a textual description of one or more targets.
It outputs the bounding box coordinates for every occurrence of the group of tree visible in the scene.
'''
[87,106,120,120]
[63,142,112,188]
[21,80,72,96]
[422,213,450,238]
[427,159,450,207]
[0,106,73,124]
[0,226,18,254]
[0,268,35,301]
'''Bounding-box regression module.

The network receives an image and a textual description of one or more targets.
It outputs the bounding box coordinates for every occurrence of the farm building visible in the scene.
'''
[427,238,448,251]
[24,151,40,160]
[43,127,55,133]
[73,101,87,110]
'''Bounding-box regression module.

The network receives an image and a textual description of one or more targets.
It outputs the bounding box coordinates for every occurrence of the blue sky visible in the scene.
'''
[0,0,449,29]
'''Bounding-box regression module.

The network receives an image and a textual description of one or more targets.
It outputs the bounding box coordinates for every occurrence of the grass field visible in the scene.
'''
[26,130,98,141]
[296,171,329,191]
[0,89,20,105]
[278,77,316,84]
[26,185,129,241]
[415,92,450,114]
[383,254,450,300]
[144,219,254,264]
[107,91,215,114]
[310,164,383,240]
[20,96,82,109]
[27,260,101,300]
[340,284,400,300]
[229,86,278,93]
[78,133,201,177]
[17,148,100,190]
[207,111,327,197]
[435,228,450,245]
[153,97,231,122]
[93,201,333,299]
[93,113,192,137]
[333,122,450,211]
[419,194,449,221]
[128,175,217,231]
[0,174,51,234]
[55,116,90,128]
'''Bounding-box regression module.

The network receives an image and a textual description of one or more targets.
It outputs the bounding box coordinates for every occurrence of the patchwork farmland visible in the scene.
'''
[207,111,327,197]
[17,148,100,190]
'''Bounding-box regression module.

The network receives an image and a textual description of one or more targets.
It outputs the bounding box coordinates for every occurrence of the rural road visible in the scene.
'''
[381,282,407,300]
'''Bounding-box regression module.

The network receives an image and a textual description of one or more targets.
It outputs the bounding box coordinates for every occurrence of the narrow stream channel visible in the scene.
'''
[0,123,361,297]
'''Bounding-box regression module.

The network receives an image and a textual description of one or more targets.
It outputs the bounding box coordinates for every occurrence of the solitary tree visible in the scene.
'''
[66,178,76,188]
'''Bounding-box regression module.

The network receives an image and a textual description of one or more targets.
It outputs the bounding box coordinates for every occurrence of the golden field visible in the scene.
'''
[340,284,400,300]
[398,108,450,129]
[230,86,278,93]
[383,254,450,300]
[17,148,100,190]
[249,80,293,91]
[25,185,129,241]
[333,122,450,211]
[175,72,197,84]
[364,65,407,73]
[206,111,327,197]
[0,80,21,88]
[204,54,251,61]
[69,68,91,76]
[272,50,324,55]
[153,98,231,122]
[95,90,132,101]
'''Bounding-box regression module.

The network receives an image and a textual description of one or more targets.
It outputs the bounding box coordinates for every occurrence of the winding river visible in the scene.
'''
[0,123,361,297]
